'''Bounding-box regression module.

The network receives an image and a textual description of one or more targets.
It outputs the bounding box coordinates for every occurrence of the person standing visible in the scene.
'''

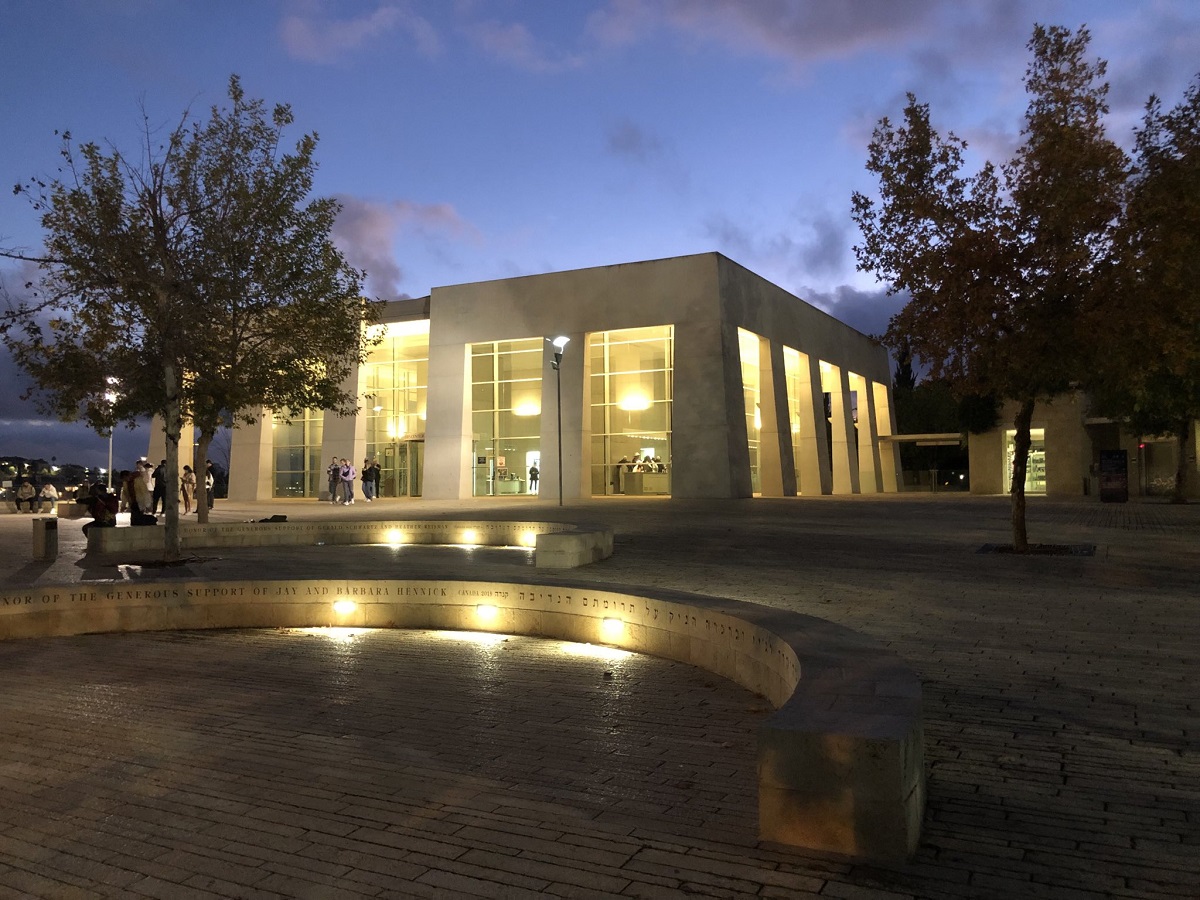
[369,458,382,499]
[528,463,539,494]
[204,460,215,510]
[180,465,196,514]
[339,458,357,504]
[326,456,341,503]
[151,459,166,514]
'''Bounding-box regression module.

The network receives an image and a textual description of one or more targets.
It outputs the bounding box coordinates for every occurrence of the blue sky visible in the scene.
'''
[2,0,1198,468]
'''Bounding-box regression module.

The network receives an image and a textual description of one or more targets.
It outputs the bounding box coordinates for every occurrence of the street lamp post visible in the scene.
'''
[548,336,570,507]
[104,378,119,490]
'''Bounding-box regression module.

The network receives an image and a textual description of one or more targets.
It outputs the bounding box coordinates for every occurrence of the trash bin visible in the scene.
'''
[33,517,59,561]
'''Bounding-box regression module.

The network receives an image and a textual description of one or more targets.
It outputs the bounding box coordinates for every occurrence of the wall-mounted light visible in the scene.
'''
[332,599,357,616]
[600,617,625,641]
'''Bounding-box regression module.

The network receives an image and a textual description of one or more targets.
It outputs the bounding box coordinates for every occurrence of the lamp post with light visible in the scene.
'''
[548,336,570,507]
[104,377,119,490]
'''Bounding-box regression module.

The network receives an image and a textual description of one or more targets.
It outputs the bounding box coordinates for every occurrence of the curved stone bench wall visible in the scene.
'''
[0,577,924,863]
[86,519,614,569]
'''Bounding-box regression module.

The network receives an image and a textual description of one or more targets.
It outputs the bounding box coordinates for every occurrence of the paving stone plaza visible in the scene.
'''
[0,494,1197,898]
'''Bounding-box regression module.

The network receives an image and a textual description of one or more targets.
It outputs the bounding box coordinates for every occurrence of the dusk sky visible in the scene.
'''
[2,0,1198,470]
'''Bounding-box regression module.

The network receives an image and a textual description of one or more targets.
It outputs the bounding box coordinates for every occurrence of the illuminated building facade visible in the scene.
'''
[225,253,901,501]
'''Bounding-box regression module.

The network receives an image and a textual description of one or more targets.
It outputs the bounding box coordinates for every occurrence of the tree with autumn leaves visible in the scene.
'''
[4,76,377,558]
[854,24,1198,548]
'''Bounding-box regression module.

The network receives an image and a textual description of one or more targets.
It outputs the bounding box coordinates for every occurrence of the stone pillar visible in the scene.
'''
[873,381,901,493]
[795,353,832,495]
[758,338,794,497]
[828,365,859,494]
[423,341,473,500]
[228,408,275,501]
[852,373,882,494]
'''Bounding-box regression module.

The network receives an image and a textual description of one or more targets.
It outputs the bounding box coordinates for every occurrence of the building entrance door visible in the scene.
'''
[380,440,423,497]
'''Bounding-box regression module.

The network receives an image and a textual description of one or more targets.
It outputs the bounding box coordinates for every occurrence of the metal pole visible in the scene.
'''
[107,431,113,490]
[556,361,564,507]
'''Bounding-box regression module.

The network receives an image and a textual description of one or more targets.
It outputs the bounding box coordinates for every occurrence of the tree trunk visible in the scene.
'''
[194,430,214,525]
[161,362,183,562]
[1172,419,1191,504]
[1009,398,1036,552]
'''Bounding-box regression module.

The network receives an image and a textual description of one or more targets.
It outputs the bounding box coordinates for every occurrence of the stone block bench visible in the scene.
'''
[85,519,613,569]
[0,576,924,862]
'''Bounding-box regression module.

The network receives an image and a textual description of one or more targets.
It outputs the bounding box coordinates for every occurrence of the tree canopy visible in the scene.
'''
[1089,77,1200,502]
[5,75,376,554]
[852,25,1128,548]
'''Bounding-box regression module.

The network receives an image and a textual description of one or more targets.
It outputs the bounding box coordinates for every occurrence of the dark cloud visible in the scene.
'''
[799,283,909,340]
[606,119,663,162]
[702,209,850,283]
[331,195,478,299]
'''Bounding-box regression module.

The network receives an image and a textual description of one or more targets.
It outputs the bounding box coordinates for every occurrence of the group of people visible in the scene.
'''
[10,479,59,513]
[326,457,382,505]
[618,455,666,473]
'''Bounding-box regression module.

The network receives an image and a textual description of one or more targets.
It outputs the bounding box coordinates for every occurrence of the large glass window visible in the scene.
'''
[362,321,430,497]
[272,408,324,498]
[588,325,673,495]
[783,347,805,492]
[472,338,543,496]
[1005,428,1046,493]
[739,328,761,494]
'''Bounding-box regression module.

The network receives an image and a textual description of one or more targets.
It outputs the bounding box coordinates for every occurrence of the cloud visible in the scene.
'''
[799,283,909,340]
[331,195,478,299]
[703,208,851,284]
[589,0,953,68]
[464,20,585,73]
[606,119,663,163]
[280,3,440,64]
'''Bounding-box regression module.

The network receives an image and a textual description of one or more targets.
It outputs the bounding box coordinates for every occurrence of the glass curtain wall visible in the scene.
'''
[1004,428,1046,493]
[471,339,543,496]
[738,328,762,494]
[272,408,324,498]
[783,346,805,492]
[361,321,430,497]
[588,325,673,495]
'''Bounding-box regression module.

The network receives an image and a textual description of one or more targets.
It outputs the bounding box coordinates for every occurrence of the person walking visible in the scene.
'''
[180,465,196,514]
[326,456,341,503]
[204,460,215,509]
[361,458,375,502]
[339,458,357,504]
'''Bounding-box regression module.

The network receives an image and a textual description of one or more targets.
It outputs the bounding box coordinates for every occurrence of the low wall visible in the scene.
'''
[86,519,614,569]
[0,576,924,862]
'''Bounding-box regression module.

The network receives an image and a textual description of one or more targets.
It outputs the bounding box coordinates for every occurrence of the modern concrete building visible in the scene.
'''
[224,253,900,502]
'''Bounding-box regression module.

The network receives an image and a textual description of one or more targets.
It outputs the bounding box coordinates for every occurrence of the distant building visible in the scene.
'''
[210,253,901,502]
[969,394,1200,499]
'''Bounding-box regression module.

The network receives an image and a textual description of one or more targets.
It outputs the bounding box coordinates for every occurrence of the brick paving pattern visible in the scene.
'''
[0,493,1197,898]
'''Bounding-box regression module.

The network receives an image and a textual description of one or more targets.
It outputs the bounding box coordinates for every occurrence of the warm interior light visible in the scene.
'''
[332,599,357,616]
[617,394,651,412]
[513,402,541,417]
[476,604,498,624]
[600,618,625,641]
[753,406,761,431]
